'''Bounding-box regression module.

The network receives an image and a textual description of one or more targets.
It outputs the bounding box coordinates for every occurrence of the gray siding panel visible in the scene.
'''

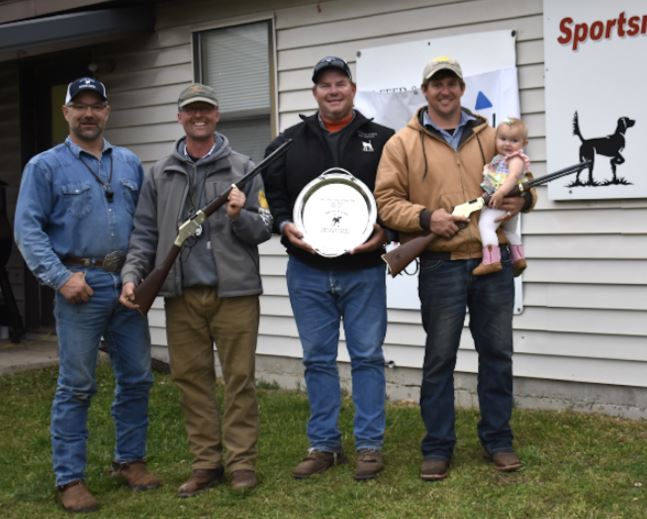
[56,0,645,394]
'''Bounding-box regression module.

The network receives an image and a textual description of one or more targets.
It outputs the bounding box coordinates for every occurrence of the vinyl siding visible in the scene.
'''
[13,0,644,391]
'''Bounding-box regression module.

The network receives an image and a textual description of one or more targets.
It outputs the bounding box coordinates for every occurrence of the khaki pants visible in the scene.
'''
[165,287,259,472]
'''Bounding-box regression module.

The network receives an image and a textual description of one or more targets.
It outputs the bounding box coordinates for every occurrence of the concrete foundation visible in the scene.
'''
[149,346,647,419]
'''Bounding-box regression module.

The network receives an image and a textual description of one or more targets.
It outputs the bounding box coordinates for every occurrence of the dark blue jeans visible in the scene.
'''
[418,248,514,460]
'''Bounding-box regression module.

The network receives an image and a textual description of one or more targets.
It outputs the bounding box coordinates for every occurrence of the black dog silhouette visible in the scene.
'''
[571,111,635,186]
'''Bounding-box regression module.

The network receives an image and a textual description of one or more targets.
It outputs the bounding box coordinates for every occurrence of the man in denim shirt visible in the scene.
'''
[14,78,160,512]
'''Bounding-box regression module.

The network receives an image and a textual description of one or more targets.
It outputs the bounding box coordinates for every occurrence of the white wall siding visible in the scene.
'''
[80,0,645,394]
[269,0,647,389]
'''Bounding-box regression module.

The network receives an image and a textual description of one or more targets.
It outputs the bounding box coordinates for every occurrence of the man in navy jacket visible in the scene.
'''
[263,56,394,481]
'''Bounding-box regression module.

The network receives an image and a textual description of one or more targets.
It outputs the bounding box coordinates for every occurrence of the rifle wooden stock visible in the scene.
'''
[132,138,293,314]
[133,245,181,315]
[381,232,437,277]
[382,160,591,277]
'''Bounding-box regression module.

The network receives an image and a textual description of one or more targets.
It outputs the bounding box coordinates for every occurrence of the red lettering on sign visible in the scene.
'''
[557,11,647,51]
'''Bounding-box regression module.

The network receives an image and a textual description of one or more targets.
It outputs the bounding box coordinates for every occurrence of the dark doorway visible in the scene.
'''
[18,50,93,330]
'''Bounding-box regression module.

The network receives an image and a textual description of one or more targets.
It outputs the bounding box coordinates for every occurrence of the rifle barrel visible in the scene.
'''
[524,160,590,189]
[200,138,293,219]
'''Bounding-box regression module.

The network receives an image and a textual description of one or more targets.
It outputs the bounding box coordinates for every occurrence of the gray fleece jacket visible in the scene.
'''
[121,134,272,298]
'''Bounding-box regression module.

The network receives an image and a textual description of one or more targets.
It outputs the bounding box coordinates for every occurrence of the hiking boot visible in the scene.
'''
[111,460,161,491]
[177,467,224,498]
[484,450,522,472]
[56,480,98,513]
[354,449,384,480]
[420,458,450,481]
[230,469,257,491]
[292,449,346,479]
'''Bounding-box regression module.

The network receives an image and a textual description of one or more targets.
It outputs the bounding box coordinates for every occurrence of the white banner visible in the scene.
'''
[356,67,520,132]
[544,0,646,200]
[355,31,523,313]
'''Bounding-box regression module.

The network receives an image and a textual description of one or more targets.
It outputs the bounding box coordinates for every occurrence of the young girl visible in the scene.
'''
[473,117,529,277]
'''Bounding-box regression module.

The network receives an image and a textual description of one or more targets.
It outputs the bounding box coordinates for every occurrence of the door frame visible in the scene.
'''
[18,50,92,330]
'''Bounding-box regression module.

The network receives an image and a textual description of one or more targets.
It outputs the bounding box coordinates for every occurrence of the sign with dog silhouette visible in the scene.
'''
[544,0,645,200]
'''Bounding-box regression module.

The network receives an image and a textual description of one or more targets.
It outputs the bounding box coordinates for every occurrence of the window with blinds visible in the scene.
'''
[195,20,273,163]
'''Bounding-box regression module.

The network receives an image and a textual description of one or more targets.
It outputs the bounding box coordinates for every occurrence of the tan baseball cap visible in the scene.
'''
[422,56,463,82]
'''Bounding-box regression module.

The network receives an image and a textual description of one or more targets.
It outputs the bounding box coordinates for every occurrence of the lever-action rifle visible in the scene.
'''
[132,138,293,314]
[382,160,591,277]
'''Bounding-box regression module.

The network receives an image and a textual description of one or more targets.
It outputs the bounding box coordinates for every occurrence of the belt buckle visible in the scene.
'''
[102,251,126,273]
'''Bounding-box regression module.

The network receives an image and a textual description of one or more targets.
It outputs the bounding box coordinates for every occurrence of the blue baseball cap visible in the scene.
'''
[65,77,108,104]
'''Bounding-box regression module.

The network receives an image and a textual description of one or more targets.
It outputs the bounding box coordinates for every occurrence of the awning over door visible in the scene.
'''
[0,4,154,60]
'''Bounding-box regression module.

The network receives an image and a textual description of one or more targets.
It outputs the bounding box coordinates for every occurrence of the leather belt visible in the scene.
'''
[62,251,126,273]
[420,246,508,262]
[420,251,452,261]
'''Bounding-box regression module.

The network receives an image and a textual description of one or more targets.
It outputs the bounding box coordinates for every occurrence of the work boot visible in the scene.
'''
[230,470,257,491]
[56,480,98,513]
[510,244,527,277]
[484,450,522,472]
[354,449,384,480]
[111,460,162,491]
[177,467,224,498]
[292,449,346,479]
[420,458,450,481]
[472,245,503,276]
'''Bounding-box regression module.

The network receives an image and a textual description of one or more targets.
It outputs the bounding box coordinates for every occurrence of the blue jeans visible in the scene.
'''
[286,257,386,452]
[52,268,153,486]
[418,247,514,460]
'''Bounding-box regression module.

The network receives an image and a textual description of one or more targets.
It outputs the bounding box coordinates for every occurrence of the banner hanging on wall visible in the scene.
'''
[354,30,523,312]
[544,0,646,200]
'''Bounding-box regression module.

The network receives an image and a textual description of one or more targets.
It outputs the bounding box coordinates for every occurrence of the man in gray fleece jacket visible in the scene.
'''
[120,84,272,495]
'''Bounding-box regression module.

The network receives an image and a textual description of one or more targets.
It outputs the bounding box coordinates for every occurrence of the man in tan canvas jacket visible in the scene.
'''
[375,56,535,482]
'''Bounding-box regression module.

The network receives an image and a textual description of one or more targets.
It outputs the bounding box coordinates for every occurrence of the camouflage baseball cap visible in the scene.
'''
[177,83,219,109]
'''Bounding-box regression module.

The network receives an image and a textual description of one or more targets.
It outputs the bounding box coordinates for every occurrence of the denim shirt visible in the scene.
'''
[14,137,144,290]
[422,109,475,150]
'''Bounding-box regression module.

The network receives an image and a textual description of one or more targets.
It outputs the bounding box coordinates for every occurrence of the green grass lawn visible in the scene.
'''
[0,363,645,518]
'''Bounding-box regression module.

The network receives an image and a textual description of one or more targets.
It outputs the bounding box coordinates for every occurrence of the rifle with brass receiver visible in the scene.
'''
[132,138,293,314]
[382,160,591,277]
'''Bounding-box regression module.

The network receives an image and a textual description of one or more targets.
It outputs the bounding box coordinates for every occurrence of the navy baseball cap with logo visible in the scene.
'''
[312,56,352,83]
[65,77,108,104]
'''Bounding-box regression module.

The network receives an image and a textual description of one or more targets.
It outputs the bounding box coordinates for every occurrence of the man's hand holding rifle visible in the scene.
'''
[119,138,292,314]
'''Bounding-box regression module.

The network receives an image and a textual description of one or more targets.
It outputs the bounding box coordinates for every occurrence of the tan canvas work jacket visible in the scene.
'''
[375,107,535,260]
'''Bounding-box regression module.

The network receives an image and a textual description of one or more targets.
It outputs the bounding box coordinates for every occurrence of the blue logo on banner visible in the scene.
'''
[475,91,493,110]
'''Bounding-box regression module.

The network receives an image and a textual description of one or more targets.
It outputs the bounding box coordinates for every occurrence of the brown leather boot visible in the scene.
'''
[472,245,503,276]
[230,469,257,491]
[111,460,162,491]
[56,480,98,513]
[484,450,522,472]
[292,449,346,479]
[420,458,450,481]
[177,468,224,498]
[354,449,384,480]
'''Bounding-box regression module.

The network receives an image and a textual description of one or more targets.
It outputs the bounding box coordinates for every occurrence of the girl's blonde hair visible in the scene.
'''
[496,117,528,141]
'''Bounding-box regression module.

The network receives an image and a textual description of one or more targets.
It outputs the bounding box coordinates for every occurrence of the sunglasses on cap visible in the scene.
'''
[312,56,352,83]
